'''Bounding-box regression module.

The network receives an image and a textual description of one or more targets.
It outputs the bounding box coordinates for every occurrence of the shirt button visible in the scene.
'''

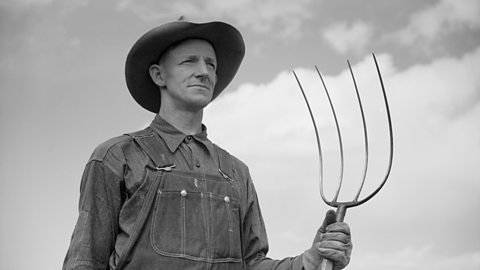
[224,196,230,203]
[186,135,193,141]
[195,162,201,168]
[180,190,187,197]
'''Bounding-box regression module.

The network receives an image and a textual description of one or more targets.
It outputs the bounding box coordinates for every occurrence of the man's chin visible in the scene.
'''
[185,97,213,111]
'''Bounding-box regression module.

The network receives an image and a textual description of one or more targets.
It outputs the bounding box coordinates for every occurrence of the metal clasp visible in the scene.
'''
[218,169,232,181]
[155,164,176,171]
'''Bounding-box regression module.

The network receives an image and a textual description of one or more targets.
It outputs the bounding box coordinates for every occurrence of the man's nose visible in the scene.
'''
[195,59,210,77]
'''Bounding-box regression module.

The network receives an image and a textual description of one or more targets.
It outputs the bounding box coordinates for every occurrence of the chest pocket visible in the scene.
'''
[150,171,242,263]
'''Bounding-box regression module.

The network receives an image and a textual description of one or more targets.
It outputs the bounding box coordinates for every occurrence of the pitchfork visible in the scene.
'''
[292,54,393,270]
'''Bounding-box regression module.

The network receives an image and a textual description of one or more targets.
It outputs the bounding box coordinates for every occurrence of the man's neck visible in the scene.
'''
[158,107,203,135]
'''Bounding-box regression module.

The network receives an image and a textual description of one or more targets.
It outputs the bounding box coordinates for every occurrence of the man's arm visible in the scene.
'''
[242,174,352,270]
[241,174,304,269]
[63,155,123,270]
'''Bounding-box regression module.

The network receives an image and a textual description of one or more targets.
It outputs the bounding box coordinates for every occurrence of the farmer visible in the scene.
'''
[63,18,352,270]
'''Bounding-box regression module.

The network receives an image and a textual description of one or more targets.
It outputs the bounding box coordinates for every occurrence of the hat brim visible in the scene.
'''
[125,21,245,113]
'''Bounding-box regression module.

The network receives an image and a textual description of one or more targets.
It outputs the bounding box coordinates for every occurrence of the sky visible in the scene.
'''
[0,0,479,269]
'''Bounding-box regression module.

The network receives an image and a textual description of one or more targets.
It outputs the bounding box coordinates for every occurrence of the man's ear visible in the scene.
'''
[149,64,166,87]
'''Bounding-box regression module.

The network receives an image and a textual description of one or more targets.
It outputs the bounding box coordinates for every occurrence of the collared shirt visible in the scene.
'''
[149,115,219,174]
[63,115,303,270]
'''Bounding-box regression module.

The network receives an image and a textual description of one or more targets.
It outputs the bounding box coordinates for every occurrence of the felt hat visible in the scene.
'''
[125,18,245,113]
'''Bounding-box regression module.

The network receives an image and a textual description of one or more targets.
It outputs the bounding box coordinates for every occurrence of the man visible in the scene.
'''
[63,18,352,270]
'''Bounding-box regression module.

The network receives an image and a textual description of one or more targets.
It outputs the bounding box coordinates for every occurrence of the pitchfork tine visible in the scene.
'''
[347,60,370,202]
[314,66,344,204]
[292,71,326,200]
[353,53,394,206]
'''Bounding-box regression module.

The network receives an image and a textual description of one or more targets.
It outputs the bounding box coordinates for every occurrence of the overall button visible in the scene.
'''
[224,196,230,203]
[180,190,187,197]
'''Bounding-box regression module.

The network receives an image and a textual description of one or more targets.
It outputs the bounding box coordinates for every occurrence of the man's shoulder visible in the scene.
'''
[89,127,153,162]
[90,129,151,161]
[89,134,132,162]
[213,144,249,174]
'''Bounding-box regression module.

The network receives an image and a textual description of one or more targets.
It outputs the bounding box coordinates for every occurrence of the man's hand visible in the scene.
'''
[302,210,352,270]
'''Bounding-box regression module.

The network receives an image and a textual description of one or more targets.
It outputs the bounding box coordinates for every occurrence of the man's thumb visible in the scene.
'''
[320,209,337,232]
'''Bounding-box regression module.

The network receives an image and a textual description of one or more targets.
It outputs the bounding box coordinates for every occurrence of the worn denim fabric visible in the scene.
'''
[122,167,244,269]
[63,115,304,270]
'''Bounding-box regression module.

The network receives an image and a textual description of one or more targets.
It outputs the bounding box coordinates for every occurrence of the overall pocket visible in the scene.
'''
[209,193,242,261]
[151,189,208,259]
[150,173,242,262]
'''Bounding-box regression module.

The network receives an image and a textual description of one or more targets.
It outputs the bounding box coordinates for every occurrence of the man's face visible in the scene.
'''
[153,39,217,112]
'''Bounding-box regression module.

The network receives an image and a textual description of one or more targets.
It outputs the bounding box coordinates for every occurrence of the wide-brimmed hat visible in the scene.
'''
[125,19,245,113]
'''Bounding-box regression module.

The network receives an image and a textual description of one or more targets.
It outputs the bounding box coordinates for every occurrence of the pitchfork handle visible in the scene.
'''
[320,205,347,270]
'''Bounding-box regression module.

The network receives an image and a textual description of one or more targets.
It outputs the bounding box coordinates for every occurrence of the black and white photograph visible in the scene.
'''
[0,1,479,269]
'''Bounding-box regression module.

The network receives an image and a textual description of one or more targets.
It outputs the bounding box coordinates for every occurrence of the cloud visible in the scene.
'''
[392,0,480,46]
[352,246,480,270]
[322,21,374,55]
[391,46,480,121]
[204,46,480,266]
[0,0,89,8]
[116,0,314,39]
[0,0,55,6]
[206,52,396,166]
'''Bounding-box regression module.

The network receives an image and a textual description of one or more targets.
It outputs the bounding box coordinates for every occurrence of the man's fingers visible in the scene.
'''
[315,238,351,252]
[315,241,352,270]
[320,232,351,244]
[326,222,351,236]
[316,246,348,259]
[316,246,350,269]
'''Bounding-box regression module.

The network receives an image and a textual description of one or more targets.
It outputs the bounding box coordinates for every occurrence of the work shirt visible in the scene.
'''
[63,115,304,269]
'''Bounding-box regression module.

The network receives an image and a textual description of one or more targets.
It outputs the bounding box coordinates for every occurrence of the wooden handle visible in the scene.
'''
[320,205,347,270]
[320,258,334,270]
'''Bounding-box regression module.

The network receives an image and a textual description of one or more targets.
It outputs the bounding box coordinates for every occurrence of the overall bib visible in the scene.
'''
[115,129,245,270]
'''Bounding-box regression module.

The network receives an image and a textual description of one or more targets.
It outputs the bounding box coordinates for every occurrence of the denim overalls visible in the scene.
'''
[114,129,245,270]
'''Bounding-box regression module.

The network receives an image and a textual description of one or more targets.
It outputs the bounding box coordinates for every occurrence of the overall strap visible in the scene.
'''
[114,166,168,270]
[214,144,246,269]
[126,127,174,169]
[214,144,236,179]
[115,128,174,270]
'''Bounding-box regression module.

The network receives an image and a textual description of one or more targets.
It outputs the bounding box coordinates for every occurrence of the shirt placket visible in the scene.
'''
[178,135,195,170]
[182,135,206,171]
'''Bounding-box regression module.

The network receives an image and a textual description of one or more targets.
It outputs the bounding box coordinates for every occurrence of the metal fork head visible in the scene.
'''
[292,53,393,221]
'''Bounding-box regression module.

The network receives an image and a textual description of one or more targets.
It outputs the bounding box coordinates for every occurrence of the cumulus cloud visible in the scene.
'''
[206,52,395,172]
[0,0,54,6]
[204,46,480,267]
[352,247,480,270]
[0,0,89,8]
[392,0,480,46]
[116,0,314,39]
[322,21,374,55]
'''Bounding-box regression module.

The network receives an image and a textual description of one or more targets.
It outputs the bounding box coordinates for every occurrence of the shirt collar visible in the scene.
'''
[149,114,212,153]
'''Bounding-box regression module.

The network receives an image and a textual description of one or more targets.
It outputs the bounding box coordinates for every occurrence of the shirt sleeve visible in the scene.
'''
[63,151,124,270]
[242,171,305,270]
